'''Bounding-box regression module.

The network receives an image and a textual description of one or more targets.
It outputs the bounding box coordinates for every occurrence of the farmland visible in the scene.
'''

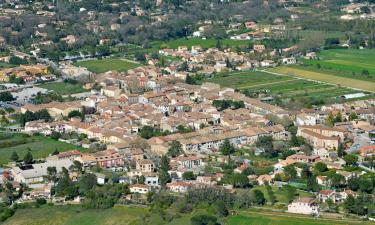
[228,210,372,225]
[270,49,375,92]
[208,70,364,109]
[0,133,85,165]
[151,37,252,50]
[4,205,370,225]
[74,58,140,73]
[38,81,86,95]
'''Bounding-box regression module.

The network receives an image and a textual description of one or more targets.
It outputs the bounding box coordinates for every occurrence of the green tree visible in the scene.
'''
[78,173,97,194]
[266,185,276,205]
[68,110,82,118]
[314,162,328,173]
[159,155,171,187]
[191,214,217,225]
[167,140,183,157]
[219,139,235,156]
[10,151,19,162]
[0,92,14,102]
[344,154,358,166]
[215,200,229,217]
[252,189,266,205]
[349,112,358,121]
[182,171,195,180]
[23,149,33,164]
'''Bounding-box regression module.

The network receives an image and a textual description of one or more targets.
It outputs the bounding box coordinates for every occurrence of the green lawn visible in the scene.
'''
[38,82,87,95]
[152,37,252,50]
[251,185,313,205]
[74,58,141,73]
[0,133,85,165]
[4,205,147,225]
[0,62,15,68]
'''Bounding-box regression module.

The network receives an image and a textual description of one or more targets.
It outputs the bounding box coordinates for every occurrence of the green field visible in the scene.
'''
[228,211,371,225]
[0,62,15,69]
[208,70,363,109]
[0,133,84,165]
[5,205,369,225]
[251,185,313,205]
[74,58,141,73]
[152,37,252,49]
[38,82,87,95]
[4,205,147,225]
[270,49,375,92]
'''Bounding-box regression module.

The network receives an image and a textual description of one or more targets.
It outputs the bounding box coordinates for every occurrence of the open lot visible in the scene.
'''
[74,58,140,73]
[38,82,86,95]
[0,133,84,165]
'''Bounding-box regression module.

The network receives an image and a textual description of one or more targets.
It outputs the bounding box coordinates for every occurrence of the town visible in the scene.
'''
[0,0,374,225]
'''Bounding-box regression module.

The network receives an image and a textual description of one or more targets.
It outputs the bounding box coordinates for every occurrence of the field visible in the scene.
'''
[151,37,252,49]
[38,82,86,95]
[0,133,84,165]
[4,205,147,225]
[0,62,15,69]
[4,205,370,225]
[74,58,141,73]
[208,70,364,109]
[228,211,371,225]
[251,185,313,205]
[270,49,375,92]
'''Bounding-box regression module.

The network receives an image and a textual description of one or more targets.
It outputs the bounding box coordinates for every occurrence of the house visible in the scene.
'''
[129,184,150,194]
[316,175,329,186]
[253,44,265,52]
[92,149,124,168]
[95,173,106,185]
[257,174,273,185]
[282,57,297,65]
[166,181,192,193]
[11,159,73,184]
[296,113,317,126]
[136,159,155,173]
[287,197,319,215]
[359,145,375,157]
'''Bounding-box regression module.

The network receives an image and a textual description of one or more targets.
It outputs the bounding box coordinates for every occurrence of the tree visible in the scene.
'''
[10,151,19,162]
[349,112,358,121]
[138,175,146,184]
[285,185,296,203]
[256,136,276,158]
[185,74,195,85]
[167,140,183,157]
[191,214,217,225]
[78,173,97,194]
[252,189,266,205]
[159,155,171,187]
[182,171,195,180]
[23,149,33,164]
[314,162,328,173]
[284,165,297,181]
[216,200,229,217]
[68,110,82,118]
[219,139,235,156]
[52,148,60,155]
[266,185,276,205]
[70,160,83,174]
[0,92,14,102]
[344,154,357,166]
[325,112,335,127]
[330,173,345,188]
[46,166,57,183]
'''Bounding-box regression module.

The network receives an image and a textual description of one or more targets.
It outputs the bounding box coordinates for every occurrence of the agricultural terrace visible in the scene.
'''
[74,58,141,73]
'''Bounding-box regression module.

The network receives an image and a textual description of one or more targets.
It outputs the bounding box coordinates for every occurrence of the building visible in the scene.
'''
[129,184,150,194]
[92,149,124,168]
[359,145,375,157]
[166,181,192,193]
[287,198,319,215]
[136,159,155,173]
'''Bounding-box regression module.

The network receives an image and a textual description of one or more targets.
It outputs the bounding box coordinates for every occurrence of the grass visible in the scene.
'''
[38,82,87,95]
[269,66,375,92]
[251,185,313,205]
[228,211,371,225]
[74,58,141,73]
[208,71,293,89]
[0,133,85,165]
[270,49,375,92]
[5,205,370,225]
[151,37,252,50]
[0,62,15,69]
[4,205,147,225]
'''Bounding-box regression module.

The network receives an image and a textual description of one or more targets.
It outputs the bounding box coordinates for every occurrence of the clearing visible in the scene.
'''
[38,82,86,95]
[74,58,140,73]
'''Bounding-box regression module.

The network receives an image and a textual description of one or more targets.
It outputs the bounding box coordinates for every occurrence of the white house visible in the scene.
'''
[129,184,150,194]
[166,181,192,193]
[287,197,319,215]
